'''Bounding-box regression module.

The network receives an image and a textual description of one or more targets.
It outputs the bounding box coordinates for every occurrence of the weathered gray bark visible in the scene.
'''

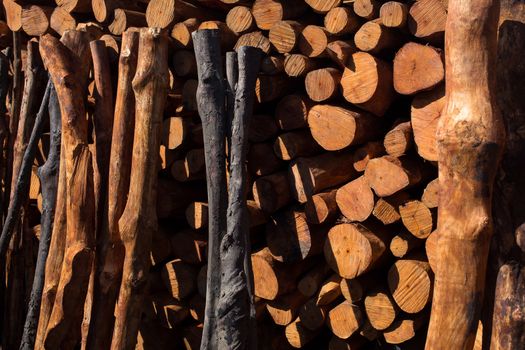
[193,29,228,350]
[19,83,61,350]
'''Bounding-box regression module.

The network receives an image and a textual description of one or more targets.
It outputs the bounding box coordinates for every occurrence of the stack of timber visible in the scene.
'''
[0,0,459,349]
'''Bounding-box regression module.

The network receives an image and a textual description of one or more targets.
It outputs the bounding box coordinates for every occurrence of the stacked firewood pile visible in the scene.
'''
[0,0,506,349]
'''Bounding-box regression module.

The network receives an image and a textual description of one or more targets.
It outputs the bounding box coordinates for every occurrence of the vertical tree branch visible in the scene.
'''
[425,0,504,349]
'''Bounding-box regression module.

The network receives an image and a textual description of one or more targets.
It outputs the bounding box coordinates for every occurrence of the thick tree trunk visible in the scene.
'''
[110,27,168,350]
[425,0,504,349]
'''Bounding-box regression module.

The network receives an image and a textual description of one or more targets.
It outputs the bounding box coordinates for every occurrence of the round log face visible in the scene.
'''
[307,105,357,151]
[388,259,432,313]
[251,254,279,300]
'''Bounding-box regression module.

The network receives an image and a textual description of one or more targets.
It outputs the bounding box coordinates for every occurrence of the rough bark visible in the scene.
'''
[110,27,168,350]
[425,0,504,348]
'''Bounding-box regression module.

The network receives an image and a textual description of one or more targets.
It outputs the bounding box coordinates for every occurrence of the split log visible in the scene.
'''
[363,288,397,330]
[274,129,322,160]
[289,152,358,203]
[364,156,427,197]
[299,25,331,58]
[324,223,389,279]
[110,27,168,350]
[304,190,338,225]
[421,178,439,209]
[50,7,76,36]
[372,192,409,225]
[407,0,447,44]
[283,54,317,78]
[383,121,412,157]
[399,200,434,239]
[267,291,308,326]
[305,68,341,102]
[410,85,445,162]
[161,259,198,300]
[266,210,325,263]
[388,258,432,314]
[86,29,139,350]
[316,274,342,305]
[336,176,375,222]
[21,5,52,36]
[297,264,331,297]
[39,32,95,350]
[275,94,311,131]
[269,20,304,54]
[226,6,254,34]
[340,52,394,116]
[324,7,361,36]
[252,171,291,213]
[393,42,444,95]
[426,0,504,346]
[108,9,147,36]
[353,0,380,20]
[247,142,283,176]
[171,18,200,48]
[389,231,423,258]
[327,300,363,339]
[353,141,385,172]
[252,0,307,30]
[354,21,403,54]
[380,1,408,28]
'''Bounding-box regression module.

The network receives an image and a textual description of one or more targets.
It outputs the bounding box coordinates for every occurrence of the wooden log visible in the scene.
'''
[426,2,504,340]
[261,55,285,75]
[327,300,363,339]
[146,0,211,29]
[285,317,318,348]
[354,20,403,54]
[304,0,340,14]
[275,94,311,131]
[173,50,197,77]
[388,258,433,314]
[39,32,95,350]
[326,40,357,69]
[389,230,423,258]
[21,5,52,36]
[267,291,308,326]
[170,229,207,264]
[247,200,267,228]
[199,20,238,49]
[329,336,367,350]
[234,31,271,54]
[266,209,325,263]
[383,315,426,344]
[251,248,308,300]
[380,1,408,28]
[56,0,91,13]
[399,199,434,238]
[363,288,397,330]
[298,299,327,331]
[50,7,76,36]
[161,259,198,300]
[149,294,190,328]
[110,27,168,350]
[336,175,375,222]
[299,25,331,58]
[316,274,342,305]
[274,129,322,160]
[150,227,173,266]
[247,142,283,176]
[425,230,438,272]
[252,0,307,30]
[359,319,379,341]
[162,117,187,150]
[393,42,444,95]
[283,54,317,77]
[171,18,200,48]
[339,276,369,303]
[249,114,279,143]
[76,22,104,41]
[353,0,380,20]
[255,75,290,103]
[410,85,445,162]
[297,264,330,297]
[171,149,206,182]
[364,156,427,197]
[372,191,409,225]
[353,141,385,172]
[324,7,361,36]
[340,52,394,116]
[289,152,358,203]
[186,201,208,230]
[308,104,382,151]
[4,0,23,31]
[421,178,439,209]
[188,294,206,323]
[252,171,291,213]
[383,121,412,157]
[269,20,304,54]
[108,9,147,36]
[407,0,447,44]
[305,190,338,225]
[226,6,254,34]
[198,265,207,297]
[324,223,389,279]
[304,68,341,102]
[157,178,207,219]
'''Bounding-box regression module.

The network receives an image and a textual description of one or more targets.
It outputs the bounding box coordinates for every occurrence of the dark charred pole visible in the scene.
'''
[19,83,61,350]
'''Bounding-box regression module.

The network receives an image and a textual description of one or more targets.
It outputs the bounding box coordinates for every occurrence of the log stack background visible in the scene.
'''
[0,0,457,349]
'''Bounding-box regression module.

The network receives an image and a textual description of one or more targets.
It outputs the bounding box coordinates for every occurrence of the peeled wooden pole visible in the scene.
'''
[192,29,228,350]
[425,0,504,348]
[38,33,95,350]
[87,29,139,350]
[110,28,168,350]
[19,84,60,350]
